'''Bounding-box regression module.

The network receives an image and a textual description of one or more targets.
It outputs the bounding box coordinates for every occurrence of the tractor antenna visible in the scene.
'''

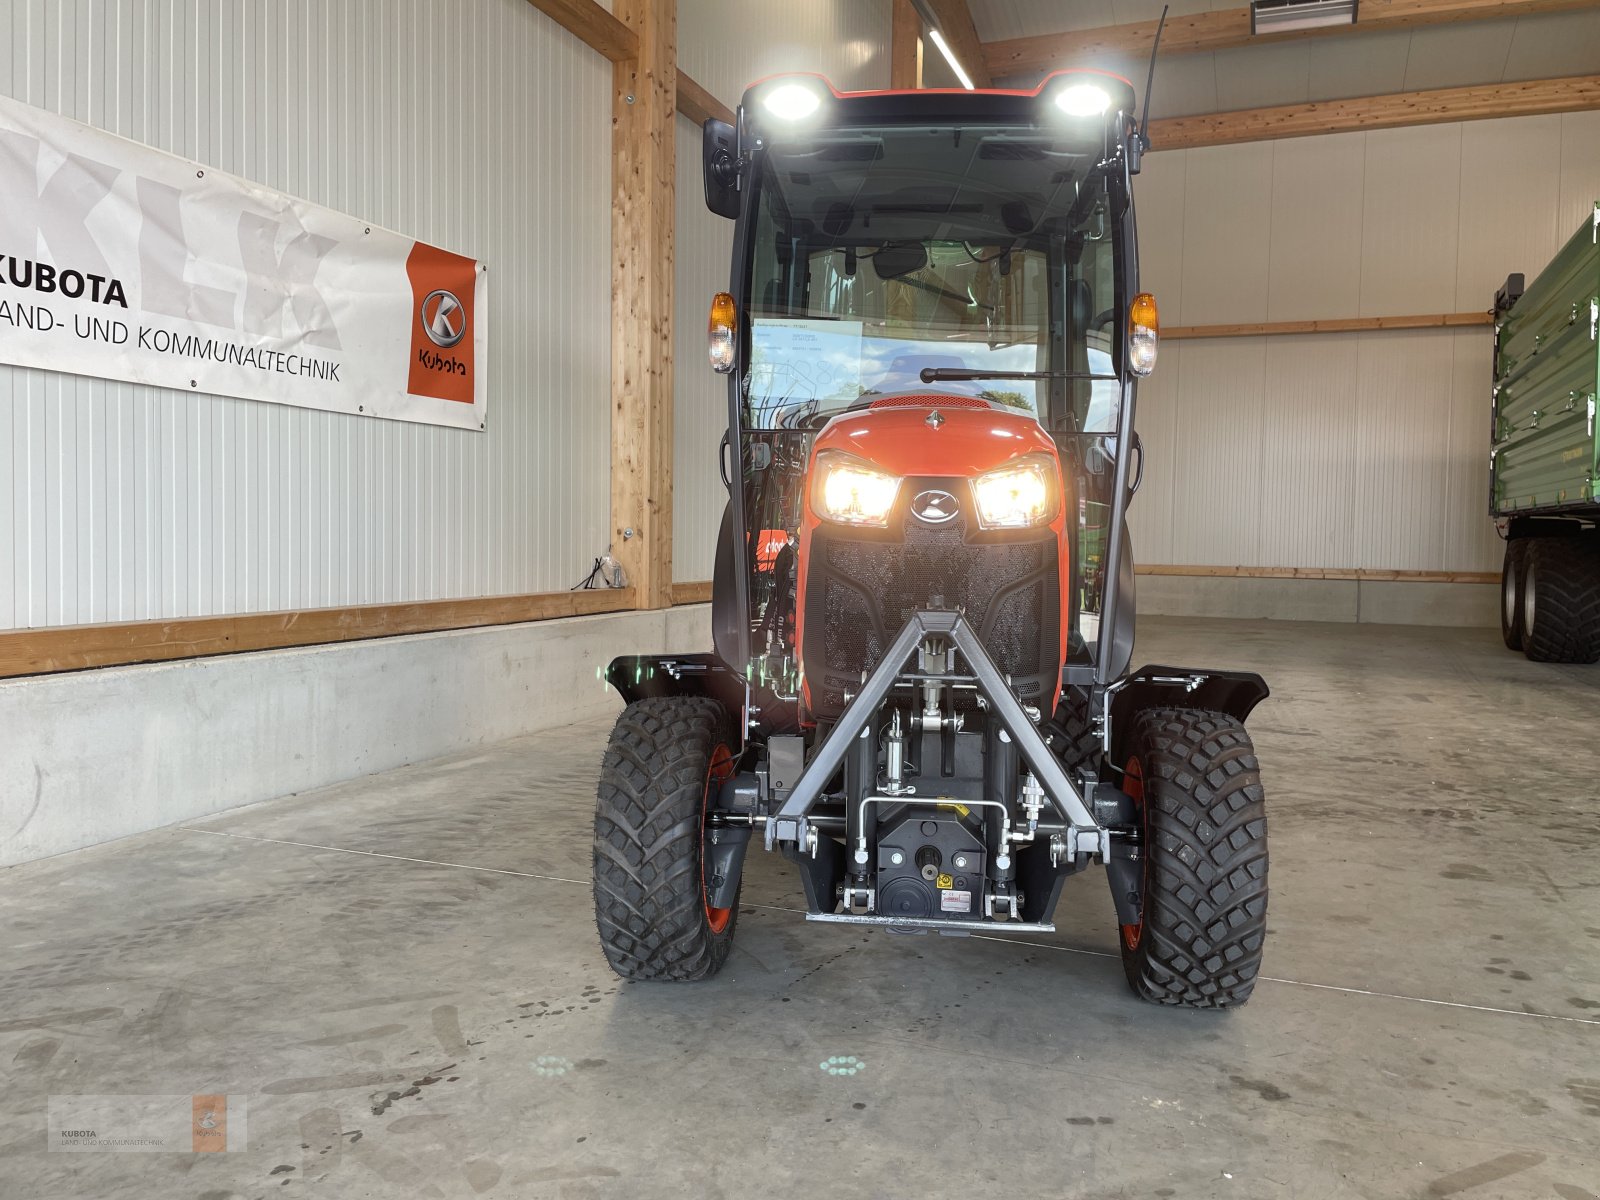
[1138,5,1169,151]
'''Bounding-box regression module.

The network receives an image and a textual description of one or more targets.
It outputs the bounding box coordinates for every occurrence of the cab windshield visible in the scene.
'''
[745,122,1121,434]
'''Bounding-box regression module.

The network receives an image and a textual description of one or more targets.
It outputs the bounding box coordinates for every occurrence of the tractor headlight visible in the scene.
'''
[971,455,1058,529]
[813,452,901,527]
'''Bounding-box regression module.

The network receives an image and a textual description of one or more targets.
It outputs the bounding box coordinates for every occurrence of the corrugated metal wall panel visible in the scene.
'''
[1351,330,1458,570]
[1504,8,1600,77]
[1257,336,1360,568]
[1455,116,1562,313]
[1177,142,1273,326]
[1266,132,1364,322]
[1,0,613,629]
[1168,338,1266,564]
[969,0,1213,43]
[974,3,1600,120]
[672,113,731,586]
[1443,330,1503,573]
[1125,343,1181,567]
[1557,110,1600,246]
[1126,111,1598,575]
[676,0,890,113]
[671,0,891,584]
[1359,124,1463,316]
[1132,151,1186,322]
[1212,39,1309,112]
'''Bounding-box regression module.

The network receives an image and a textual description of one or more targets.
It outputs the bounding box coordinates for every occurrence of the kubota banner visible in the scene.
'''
[0,94,486,430]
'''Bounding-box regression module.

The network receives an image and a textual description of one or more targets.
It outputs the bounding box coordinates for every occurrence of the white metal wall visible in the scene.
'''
[0,0,613,629]
[970,2,1600,121]
[671,0,892,584]
[1128,111,1600,573]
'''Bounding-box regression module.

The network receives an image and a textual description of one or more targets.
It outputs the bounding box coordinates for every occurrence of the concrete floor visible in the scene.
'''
[2,617,1599,1200]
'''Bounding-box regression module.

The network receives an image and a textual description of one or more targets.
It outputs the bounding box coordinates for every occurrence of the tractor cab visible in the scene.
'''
[707,72,1150,714]
[592,72,1273,1009]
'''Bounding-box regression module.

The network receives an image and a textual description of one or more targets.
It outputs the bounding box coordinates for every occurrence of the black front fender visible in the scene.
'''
[604,653,800,737]
[606,653,744,709]
[1107,665,1270,766]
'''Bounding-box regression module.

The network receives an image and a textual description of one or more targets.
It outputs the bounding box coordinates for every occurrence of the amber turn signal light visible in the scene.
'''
[708,292,736,373]
[1129,292,1159,376]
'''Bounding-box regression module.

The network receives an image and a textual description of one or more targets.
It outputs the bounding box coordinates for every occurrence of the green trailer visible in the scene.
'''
[1491,204,1600,663]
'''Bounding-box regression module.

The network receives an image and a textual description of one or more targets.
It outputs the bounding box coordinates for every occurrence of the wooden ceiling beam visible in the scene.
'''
[1149,73,1600,150]
[527,0,728,145]
[675,69,733,127]
[982,0,1598,78]
[522,0,637,62]
[1166,311,1494,339]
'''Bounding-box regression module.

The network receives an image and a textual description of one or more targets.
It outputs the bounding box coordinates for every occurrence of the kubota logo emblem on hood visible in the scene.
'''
[912,489,959,524]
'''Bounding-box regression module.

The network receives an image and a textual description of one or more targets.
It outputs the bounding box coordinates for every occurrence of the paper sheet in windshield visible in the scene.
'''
[749,318,863,425]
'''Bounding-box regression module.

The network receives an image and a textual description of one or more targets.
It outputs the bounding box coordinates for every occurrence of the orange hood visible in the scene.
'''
[809,398,1059,479]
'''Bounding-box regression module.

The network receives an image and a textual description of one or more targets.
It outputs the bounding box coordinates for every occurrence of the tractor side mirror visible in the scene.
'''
[703,119,740,220]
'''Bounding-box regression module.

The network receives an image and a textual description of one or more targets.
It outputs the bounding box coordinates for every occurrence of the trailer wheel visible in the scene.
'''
[1500,539,1526,652]
[1520,537,1600,664]
[1118,708,1268,1008]
[593,697,739,981]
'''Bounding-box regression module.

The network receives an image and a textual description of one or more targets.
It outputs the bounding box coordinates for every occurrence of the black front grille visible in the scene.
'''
[803,486,1061,717]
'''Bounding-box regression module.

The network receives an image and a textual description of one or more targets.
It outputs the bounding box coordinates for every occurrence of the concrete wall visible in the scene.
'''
[0,605,711,868]
[1137,576,1497,627]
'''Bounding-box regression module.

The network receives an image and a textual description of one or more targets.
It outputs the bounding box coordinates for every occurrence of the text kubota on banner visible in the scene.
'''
[0,94,486,429]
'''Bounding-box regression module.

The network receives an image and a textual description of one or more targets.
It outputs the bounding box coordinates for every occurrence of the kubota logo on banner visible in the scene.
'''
[0,94,487,430]
[406,245,479,406]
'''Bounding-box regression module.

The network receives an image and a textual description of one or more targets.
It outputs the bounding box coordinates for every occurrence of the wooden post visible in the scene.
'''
[892,0,923,90]
[610,0,677,609]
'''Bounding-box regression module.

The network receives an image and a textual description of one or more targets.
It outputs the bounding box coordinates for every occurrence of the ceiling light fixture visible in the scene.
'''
[1250,0,1358,34]
[909,0,976,90]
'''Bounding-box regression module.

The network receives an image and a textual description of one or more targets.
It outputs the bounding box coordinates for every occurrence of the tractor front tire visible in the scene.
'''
[1119,708,1268,1009]
[1520,536,1600,664]
[1500,539,1526,652]
[1047,686,1101,776]
[593,697,739,981]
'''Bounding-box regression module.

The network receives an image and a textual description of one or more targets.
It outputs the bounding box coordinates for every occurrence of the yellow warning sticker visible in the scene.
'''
[936,872,954,890]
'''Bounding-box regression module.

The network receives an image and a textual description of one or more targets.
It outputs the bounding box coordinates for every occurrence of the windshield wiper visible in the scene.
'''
[920,368,1119,383]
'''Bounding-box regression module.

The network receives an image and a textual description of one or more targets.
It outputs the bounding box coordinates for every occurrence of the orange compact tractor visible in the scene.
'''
[592,70,1271,1006]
